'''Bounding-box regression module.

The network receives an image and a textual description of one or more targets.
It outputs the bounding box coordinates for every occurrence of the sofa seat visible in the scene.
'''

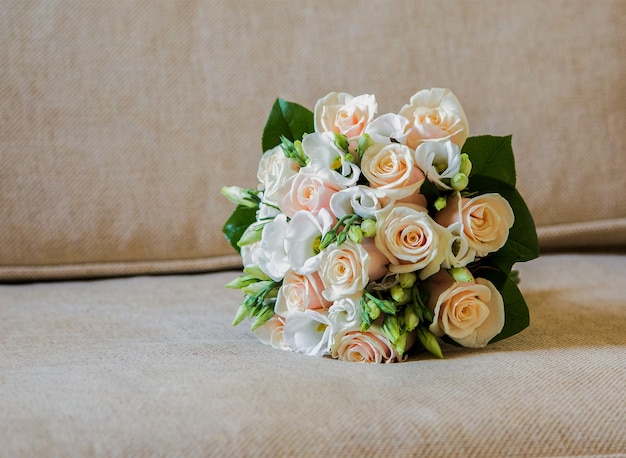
[2,253,624,456]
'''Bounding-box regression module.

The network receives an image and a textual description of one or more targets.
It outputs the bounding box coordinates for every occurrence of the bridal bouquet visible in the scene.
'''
[222,89,538,363]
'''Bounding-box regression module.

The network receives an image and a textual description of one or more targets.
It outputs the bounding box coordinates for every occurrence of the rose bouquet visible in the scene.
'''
[222,89,538,363]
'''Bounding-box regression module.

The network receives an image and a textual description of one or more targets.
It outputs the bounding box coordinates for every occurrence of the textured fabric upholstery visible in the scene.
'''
[1,254,625,456]
[1,0,625,280]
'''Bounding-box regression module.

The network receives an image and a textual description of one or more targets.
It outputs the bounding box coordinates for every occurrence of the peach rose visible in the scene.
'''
[314,92,377,138]
[435,192,515,257]
[279,168,340,218]
[399,88,469,149]
[427,271,505,348]
[253,314,289,351]
[275,270,331,316]
[361,143,425,202]
[319,240,370,302]
[375,204,449,279]
[331,325,398,363]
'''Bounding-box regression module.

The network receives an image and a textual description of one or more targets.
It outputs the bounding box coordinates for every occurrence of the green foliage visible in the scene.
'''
[222,205,258,253]
[462,135,516,188]
[261,98,314,152]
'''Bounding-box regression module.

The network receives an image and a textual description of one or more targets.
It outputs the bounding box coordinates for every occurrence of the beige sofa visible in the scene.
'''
[2,1,625,456]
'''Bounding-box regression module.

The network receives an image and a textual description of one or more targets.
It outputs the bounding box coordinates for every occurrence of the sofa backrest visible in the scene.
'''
[1,0,625,280]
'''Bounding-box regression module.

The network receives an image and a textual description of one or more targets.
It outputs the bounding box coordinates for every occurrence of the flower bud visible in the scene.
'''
[334,132,350,152]
[237,225,263,247]
[383,315,400,344]
[347,225,363,244]
[404,306,420,331]
[398,272,417,289]
[390,284,406,303]
[220,186,259,208]
[460,153,472,177]
[226,274,258,289]
[417,327,443,359]
[367,300,381,320]
[360,219,377,238]
[434,196,447,211]
[451,173,469,191]
[395,332,409,355]
[231,303,249,326]
[449,267,474,283]
[242,280,273,296]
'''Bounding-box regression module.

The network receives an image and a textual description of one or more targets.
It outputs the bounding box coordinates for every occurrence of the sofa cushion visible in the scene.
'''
[1,1,625,280]
[1,254,625,455]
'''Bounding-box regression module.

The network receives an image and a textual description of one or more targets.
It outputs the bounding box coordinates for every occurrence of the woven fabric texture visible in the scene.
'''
[1,0,625,279]
[1,254,625,456]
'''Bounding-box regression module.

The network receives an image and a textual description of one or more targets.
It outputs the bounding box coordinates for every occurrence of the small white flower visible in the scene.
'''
[255,214,290,281]
[414,140,462,190]
[302,132,360,188]
[285,209,334,275]
[364,113,410,145]
[257,145,300,205]
[329,185,387,219]
[283,310,332,357]
[328,296,362,343]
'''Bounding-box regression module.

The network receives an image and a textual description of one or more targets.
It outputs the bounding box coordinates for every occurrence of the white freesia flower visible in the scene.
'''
[399,88,469,149]
[329,185,388,219]
[375,204,450,279]
[255,214,290,281]
[441,222,477,269]
[285,209,334,275]
[319,240,370,302]
[428,273,505,348]
[283,310,332,357]
[414,140,462,190]
[361,142,425,202]
[302,132,360,188]
[364,113,410,145]
[257,145,300,204]
[314,92,377,138]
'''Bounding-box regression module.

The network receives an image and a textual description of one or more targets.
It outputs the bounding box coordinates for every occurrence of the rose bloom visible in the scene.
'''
[257,145,300,205]
[331,325,398,363]
[435,192,515,257]
[279,167,341,218]
[319,240,370,302]
[375,204,449,279]
[427,270,505,348]
[275,270,331,316]
[399,88,469,150]
[314,92,377,138]
[361,142,425,203]
[253,314,289,351]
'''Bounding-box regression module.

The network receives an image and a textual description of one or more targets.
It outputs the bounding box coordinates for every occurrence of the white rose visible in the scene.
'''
[301,132,360,188]
[361,142,425,202]
[435,192,515,257]
[330,325,398,363]
[253,315,289,351]
[399,88,469,149]
[319,240,370,302]
[329,185,389,219]
[285,209,334,275]
[314,92,377,138]
[364,113,410,145]
[257,145,300,204]
[375,204,449,279]
[279,167,339,217]
[428,273,505,348]
[275,270,330,316]
[283,310,332,357]
[414,140,462,190]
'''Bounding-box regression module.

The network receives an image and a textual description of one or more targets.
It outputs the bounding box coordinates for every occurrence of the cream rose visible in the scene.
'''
[275,270,330,316]
[280,168,340,218]
[361,143,425,202]
[319,240,370,302]
[427,272,505,348]
[435,192,515,257]
[399,88,469,150]
[375,204,449,279]
[314,92,377,138]
[330,325,398,363]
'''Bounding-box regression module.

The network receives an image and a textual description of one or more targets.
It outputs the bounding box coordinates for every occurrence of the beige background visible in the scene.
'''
[1,1,625,279]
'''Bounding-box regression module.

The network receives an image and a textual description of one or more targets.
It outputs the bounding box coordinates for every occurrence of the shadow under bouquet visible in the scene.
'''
[222,89,538,363]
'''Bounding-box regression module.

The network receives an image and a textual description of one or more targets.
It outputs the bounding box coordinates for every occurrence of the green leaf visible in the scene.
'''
[462,135,516,188]
[471,266,530,344]
[467,176,539,274]
[222,205,258,253]
[261,98,314,152]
